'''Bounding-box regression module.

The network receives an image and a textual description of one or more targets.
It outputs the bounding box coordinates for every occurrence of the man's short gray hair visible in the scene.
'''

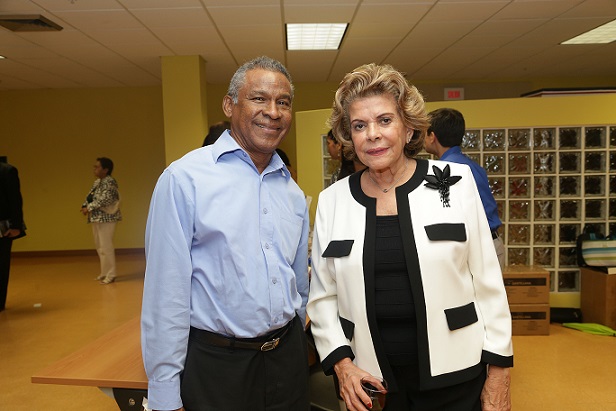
[227,56,294,104]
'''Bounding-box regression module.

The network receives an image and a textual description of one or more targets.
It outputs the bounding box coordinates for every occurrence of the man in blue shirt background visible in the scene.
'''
[424,108,505,268]
[141,56,310,411]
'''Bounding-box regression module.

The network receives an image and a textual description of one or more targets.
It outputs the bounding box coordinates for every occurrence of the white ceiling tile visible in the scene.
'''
[130,7,213,28]
[205,6,281,25]
[286,52,337,82]
[353,3,431,24]
[493,0,582,19]
[121,0,203,8]
[284,0,358,4]
[398,20,482,48]
[284,5,356,23]
[0,0,41,13]
[32,0,123,12]
[53,10,143,30]
[150,26,228,55]
[559,0,616,18]
[423,1,509,22]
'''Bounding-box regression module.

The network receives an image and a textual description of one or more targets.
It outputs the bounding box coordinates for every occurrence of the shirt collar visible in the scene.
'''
[440,145,462,161]
[211,130,290,179]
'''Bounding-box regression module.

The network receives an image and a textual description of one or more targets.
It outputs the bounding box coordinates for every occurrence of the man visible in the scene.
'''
[424,108,505,268]
[0,156,25,311]
[141,56,310,411]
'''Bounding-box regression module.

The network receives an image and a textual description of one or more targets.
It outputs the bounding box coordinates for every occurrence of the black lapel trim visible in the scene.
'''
[395,159,434,389]
[349,170,397,391]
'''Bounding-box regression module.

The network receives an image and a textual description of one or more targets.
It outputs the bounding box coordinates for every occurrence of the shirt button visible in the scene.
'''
[265,243,270,249]
[272,278,277,284]
[263,208,268,214]
[274,318,279,324]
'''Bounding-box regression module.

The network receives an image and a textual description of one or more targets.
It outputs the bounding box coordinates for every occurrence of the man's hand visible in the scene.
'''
[481,366,511,411]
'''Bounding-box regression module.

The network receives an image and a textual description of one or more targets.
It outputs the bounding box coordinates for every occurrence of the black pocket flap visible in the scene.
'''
[444,302,478,331]
[322,240,354,257]
[339,316,355,341]
[425,223,467,241]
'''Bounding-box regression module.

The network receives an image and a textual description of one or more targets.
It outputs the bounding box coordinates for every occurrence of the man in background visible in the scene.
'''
[424,108,505,268]
[202,121,230,147]
[0,156,25,311]
[141,56,310,411]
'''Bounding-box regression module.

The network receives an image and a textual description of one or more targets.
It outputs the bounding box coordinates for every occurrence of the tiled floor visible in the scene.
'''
[1,253,615,410]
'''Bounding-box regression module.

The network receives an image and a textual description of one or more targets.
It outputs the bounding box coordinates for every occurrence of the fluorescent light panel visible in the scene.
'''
[286,23,347,50]
[561,19,616,44]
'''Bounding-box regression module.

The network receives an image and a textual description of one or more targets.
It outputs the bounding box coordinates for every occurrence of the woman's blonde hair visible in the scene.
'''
[328,63,429,161]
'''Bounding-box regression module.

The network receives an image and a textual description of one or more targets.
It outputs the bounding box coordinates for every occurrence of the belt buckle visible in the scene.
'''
[260,338,280,351]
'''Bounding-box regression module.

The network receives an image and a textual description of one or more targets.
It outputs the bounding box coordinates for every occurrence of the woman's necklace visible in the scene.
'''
[368,158,409,193]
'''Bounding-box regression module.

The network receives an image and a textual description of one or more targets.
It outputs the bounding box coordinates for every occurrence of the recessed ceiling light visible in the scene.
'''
[561,19,616,44]
[286,23,348,50]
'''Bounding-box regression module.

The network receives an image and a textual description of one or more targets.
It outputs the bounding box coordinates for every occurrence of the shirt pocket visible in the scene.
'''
[425,223,467,242]
[444,302,478,331]
[322,240,354,258]
[279,213,304,263]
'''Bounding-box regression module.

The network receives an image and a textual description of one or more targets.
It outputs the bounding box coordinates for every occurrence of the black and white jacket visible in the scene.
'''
[307,159,513,392]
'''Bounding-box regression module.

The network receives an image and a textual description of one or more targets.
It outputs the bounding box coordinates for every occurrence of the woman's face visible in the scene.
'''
[93,161,108,178]
[348,93,412,172]
[326,137,341,159]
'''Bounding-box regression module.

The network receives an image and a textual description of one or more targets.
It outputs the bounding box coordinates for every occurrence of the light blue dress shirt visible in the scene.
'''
[141,131,310,410]
[441,146,502,231]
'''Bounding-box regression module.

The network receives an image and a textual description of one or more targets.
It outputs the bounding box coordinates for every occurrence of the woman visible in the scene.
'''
[81,157,122,284]
[306,64,513,411]
[326,129,344,184]
[328,129,367,183]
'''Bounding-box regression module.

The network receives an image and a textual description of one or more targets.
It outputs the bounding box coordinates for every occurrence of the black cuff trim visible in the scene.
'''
[482,350,514,368]
[321,346,355,376]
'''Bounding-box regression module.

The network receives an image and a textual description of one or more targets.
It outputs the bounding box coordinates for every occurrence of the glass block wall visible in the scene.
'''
[462,125,616,294]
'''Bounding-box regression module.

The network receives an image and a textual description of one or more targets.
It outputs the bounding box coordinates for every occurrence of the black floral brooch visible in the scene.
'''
[424,164,461,207]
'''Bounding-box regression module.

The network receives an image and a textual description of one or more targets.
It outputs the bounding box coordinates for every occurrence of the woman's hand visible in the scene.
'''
[480,365,511,411]
[5,228,21,238]
[80,206,88,215]
[333,358,376,411]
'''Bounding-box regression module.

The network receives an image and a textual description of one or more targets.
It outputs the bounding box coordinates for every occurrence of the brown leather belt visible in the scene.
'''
[190,318,294,352]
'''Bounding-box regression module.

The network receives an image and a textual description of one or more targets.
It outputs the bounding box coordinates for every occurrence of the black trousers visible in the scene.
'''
[180,316,310,411]
[0,238,13,310]
[384,364,486,411]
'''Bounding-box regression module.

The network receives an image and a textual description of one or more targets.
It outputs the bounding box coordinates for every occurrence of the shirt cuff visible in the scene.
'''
[146,379,183,411]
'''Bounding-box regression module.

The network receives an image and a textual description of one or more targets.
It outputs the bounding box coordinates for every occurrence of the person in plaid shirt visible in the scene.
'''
[81,157,121,284]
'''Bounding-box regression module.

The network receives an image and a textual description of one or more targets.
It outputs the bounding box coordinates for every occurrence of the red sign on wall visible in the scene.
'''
[444,87,464,100]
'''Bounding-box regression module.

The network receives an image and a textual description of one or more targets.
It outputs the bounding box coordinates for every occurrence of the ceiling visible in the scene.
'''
[0,0,615,91]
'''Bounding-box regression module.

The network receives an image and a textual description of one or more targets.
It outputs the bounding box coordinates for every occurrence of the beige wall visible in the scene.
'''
[0,87,166,252]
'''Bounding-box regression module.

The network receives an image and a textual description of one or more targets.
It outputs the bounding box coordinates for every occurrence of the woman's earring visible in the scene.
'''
[406,130,414,144]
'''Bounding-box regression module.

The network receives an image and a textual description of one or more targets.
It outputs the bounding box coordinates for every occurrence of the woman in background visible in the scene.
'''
[81,157,122,284]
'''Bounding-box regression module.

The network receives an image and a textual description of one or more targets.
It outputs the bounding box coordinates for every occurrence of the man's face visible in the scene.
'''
[223,69,293,164]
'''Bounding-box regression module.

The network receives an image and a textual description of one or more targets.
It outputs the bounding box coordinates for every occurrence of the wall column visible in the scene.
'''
[161,55,208,165]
